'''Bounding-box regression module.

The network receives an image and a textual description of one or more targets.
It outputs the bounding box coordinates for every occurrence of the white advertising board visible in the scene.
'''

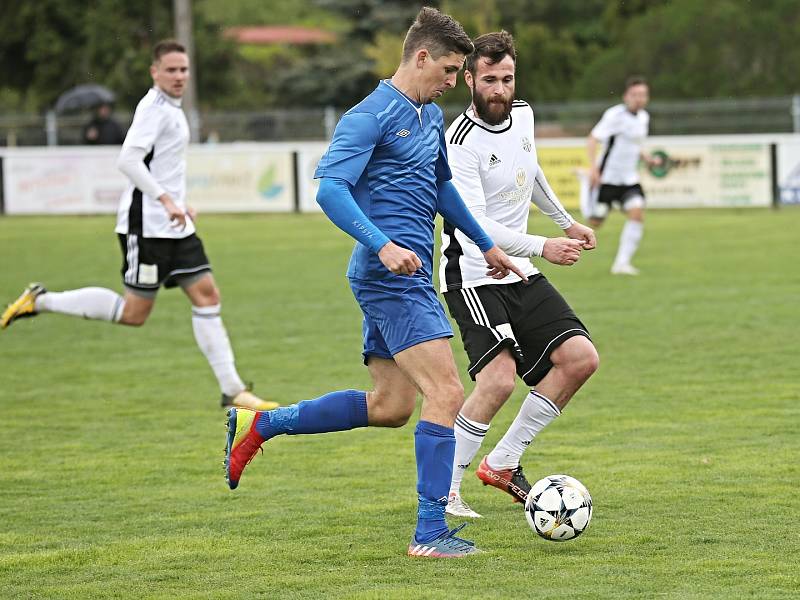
[776,137,800,205]
[296,142,328,213]
[2,144,295,214]
[3,148,125,214]
[3,135,798,214]
[640,140,771,208]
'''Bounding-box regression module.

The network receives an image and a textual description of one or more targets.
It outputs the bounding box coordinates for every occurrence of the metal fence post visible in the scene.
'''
[324,106,336,140]
[793,95,800,133]
[45,110,57,146]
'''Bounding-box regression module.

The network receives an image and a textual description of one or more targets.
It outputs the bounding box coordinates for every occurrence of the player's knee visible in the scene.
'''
[204,286,221,306]
[478,373,516,404]
[434,378,465,414]
[384,404,415,428]
[553,337,599,383]
[578,345,600,380]
[368,387,416,428]
[568,343,599,383]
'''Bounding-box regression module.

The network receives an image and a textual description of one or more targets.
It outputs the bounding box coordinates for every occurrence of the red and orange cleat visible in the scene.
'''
[475,456,531,504]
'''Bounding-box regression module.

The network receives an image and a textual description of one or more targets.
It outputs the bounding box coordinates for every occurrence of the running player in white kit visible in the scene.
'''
[439,31,600,517]
[586,76,658,275]
[1,40,276,411]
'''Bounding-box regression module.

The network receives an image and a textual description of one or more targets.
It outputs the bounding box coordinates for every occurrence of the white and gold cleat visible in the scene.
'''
[1,283,46,329]
[221,387,279,411]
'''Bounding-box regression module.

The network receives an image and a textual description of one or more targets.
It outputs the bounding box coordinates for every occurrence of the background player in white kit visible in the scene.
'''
[586,76,658,275]
[1,40,276,412]
[439,31,600,517]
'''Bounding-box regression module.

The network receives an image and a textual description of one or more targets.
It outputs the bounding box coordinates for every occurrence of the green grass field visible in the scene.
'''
[1,208,798,599]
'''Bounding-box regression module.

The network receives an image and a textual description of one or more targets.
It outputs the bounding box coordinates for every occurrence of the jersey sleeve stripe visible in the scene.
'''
[534,175,572,224]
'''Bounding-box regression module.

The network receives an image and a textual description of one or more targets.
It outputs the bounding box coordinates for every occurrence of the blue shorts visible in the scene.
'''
[349,277,453,362]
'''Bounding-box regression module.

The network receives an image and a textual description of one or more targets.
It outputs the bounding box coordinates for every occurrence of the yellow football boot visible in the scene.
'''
[1,283,46,329]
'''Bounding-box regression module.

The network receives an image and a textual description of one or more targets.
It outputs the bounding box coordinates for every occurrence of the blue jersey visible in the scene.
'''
[315,80,452,282]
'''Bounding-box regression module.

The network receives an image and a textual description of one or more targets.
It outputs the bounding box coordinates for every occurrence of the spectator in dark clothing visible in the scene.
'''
[82,103,126,145]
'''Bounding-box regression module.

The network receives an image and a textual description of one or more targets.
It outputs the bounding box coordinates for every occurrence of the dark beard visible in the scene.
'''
[472,85,513,126]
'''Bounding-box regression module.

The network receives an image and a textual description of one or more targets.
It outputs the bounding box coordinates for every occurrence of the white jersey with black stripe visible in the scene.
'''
[440,101,571,292]
[115,87,193,238]
[591,104,649,186]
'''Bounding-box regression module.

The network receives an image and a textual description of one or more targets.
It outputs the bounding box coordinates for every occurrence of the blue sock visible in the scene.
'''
[254,389,368,439]
[413,420,455,543]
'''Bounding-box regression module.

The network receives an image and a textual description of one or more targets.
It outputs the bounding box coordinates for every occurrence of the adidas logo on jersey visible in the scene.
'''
[488,154,502,168]
[396,129,411,137]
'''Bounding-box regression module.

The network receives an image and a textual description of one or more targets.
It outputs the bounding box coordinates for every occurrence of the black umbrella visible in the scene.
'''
[55,84,116,114]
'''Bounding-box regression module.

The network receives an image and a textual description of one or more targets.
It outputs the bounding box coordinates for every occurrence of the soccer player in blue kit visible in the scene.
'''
[224,7,526,558]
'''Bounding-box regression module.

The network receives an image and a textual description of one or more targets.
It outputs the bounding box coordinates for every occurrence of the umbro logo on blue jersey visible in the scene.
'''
[488,154,502,168]
[396,129,411,137]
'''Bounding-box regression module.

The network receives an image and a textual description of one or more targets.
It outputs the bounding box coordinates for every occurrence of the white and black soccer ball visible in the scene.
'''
[525,474,592,541]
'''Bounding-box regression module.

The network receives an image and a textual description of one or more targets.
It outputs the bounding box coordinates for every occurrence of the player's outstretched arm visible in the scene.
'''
[473,210,547,258]
[532,166,596,250]
[316,177,391,252]
[317,177,422,275]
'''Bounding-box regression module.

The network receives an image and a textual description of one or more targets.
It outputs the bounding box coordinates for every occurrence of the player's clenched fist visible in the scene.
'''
[542,238,583,266]
[378,241,423,276]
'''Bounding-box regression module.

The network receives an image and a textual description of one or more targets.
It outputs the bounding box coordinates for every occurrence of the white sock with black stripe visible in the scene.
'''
[450,413,490,495]
[191,304,245,397]
[35,287,125,323]
[487,390,560,470]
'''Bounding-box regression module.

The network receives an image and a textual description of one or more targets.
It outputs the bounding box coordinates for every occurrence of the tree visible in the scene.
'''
[572,0,800,99]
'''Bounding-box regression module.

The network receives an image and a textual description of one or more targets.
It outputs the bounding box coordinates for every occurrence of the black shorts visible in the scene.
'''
[597,183,645,207]
[118,233,211,291]
[443,275,590,386]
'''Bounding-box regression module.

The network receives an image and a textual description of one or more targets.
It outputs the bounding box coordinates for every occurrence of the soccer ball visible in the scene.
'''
[525,474,592,541]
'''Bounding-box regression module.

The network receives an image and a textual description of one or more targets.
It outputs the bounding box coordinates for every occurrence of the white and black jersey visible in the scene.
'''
[591,104,649,186]
[115,87,193,239]
[439,101,574,292]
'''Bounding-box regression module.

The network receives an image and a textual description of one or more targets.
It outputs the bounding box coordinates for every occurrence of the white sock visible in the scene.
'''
[35,288,124,322]
[487,390,561,470]
[450,413,490,495]
[613,220,643,267]
[191,304,246,397]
